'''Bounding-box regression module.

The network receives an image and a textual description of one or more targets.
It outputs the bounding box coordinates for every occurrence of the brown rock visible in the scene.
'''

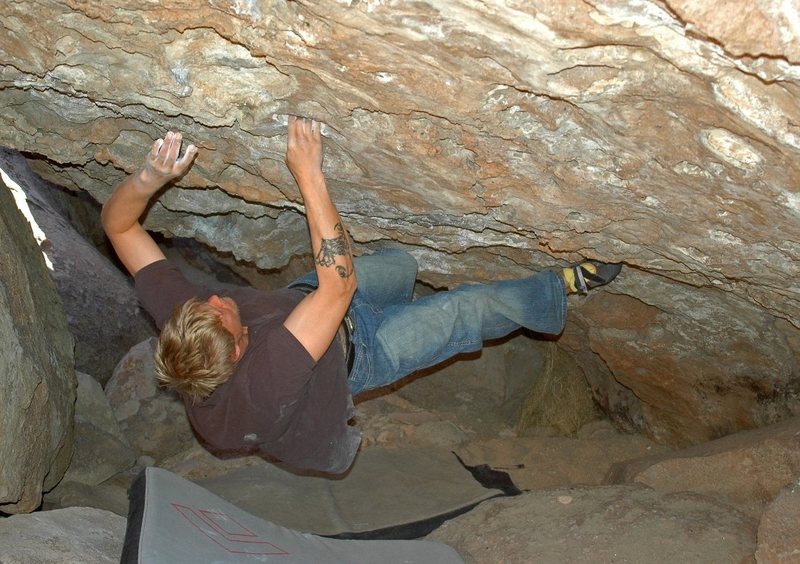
[516,342,598,436]
[563,271,800,447]
[456,420,669,491]
[386,332,550,439]
[428,485,757,563]
[756,480,800,563]
[667,0,800,61]
[607,416,800,518]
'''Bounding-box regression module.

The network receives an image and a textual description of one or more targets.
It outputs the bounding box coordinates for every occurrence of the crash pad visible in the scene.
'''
[197,446,506,538]
[122,466,464,563]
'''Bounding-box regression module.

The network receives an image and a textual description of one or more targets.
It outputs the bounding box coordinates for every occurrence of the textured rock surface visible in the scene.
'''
[756,479,800,563]
[455,420,669,491]
[59,371,136,486]
[428,484,757,563]
[1,1,798,447]
[387,333,553,437]
[607,415,800,518]
[44,478,132,518]
[0,506,126,564]
[562,273,800,445]
[0,148,157,384]
[105,338,198,462]
[0,172,75,514]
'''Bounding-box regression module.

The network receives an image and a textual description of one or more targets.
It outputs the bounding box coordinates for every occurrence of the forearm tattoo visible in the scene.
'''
[315,222,354,278]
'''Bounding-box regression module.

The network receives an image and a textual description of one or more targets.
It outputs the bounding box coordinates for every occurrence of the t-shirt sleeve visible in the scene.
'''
[134,260,211,329]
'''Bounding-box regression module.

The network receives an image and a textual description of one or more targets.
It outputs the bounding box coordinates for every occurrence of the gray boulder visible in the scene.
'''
[106,338,198,462]
[44,371,136,510]
[65,371,136,484]
[0,148,156,385]
[0,506,126,563]
[0,170,75,513]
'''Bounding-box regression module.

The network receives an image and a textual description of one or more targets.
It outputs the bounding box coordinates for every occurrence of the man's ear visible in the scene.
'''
[231,343,241,363]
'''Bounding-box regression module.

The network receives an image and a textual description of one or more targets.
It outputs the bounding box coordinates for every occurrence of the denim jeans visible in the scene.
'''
[289,248,567,395]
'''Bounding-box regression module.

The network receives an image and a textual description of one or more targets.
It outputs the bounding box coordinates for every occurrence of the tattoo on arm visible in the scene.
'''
[315,222,353,278]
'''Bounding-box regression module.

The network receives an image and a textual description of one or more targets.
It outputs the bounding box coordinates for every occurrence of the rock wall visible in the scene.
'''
[0,170,75,514]
[0,0,798,446]
[0,149,157,384]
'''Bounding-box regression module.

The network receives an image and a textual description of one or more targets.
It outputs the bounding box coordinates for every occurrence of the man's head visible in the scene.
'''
[155,295,249,402]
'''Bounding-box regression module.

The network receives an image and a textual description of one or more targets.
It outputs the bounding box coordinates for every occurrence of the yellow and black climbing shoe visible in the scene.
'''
[562,261,623,295]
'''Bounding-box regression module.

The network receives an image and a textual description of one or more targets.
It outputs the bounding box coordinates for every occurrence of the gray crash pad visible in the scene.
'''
[197,446,505,538]
[122,466,464,563]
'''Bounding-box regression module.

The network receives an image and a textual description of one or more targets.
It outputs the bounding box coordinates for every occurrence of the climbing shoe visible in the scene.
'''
[562,261,622,295]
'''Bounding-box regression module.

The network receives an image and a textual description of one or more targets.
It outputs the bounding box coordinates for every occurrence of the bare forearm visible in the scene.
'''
[100,168,163,235]
[100,131,197,276]
[102,132,196,235]
[286,116,356,295]
[282,116,356,360]
[299,172,356,290]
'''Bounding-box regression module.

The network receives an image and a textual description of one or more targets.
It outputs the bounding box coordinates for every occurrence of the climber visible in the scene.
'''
[101,117,622,474]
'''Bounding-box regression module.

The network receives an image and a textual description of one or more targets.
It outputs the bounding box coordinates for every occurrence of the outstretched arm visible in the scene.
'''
[283,116,357,361]
[101,132,197,276]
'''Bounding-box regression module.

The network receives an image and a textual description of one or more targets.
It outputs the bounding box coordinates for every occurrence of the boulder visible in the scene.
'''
[0,171,75,514]
[455,420,669,491]
[0,148,156,385]
[563,271,800,446]
[0,506,126,563]
[756,479,800,563]
[392,332,550,437]
[105,338,198,462]
[45,480,131,518]
[606,415,800,518]
[54,371,136,487]
[428,484,757,563]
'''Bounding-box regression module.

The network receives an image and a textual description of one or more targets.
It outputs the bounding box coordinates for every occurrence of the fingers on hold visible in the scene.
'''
[181,144,198,163]
[165,132,183,160]
[287,115,324,136]
[159,133,175,160]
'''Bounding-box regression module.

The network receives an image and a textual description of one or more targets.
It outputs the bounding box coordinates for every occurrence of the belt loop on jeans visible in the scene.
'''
[289,283,355,374]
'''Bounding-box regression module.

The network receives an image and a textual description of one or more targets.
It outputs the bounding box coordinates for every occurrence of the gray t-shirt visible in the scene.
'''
[135,259,360,474]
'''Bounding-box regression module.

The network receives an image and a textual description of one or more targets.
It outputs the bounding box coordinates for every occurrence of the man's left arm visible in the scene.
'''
[283,117,357,361]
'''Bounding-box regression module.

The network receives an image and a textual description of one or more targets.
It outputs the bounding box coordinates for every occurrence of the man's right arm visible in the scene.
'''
[101,131,197,276]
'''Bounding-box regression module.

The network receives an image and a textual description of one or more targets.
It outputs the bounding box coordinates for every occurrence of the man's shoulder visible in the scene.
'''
[134,259,211,329]
[133,257,172,278]
[226,287,304,323]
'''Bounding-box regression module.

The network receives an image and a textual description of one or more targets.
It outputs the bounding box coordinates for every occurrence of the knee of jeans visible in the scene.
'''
[375,248,419,276]
[396,249,419,276]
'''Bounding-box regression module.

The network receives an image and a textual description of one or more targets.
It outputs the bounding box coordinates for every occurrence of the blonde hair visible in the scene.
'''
[155,297,236,403]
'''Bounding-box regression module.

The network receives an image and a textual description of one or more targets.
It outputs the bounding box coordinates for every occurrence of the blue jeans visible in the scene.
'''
[290,249,567,395]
